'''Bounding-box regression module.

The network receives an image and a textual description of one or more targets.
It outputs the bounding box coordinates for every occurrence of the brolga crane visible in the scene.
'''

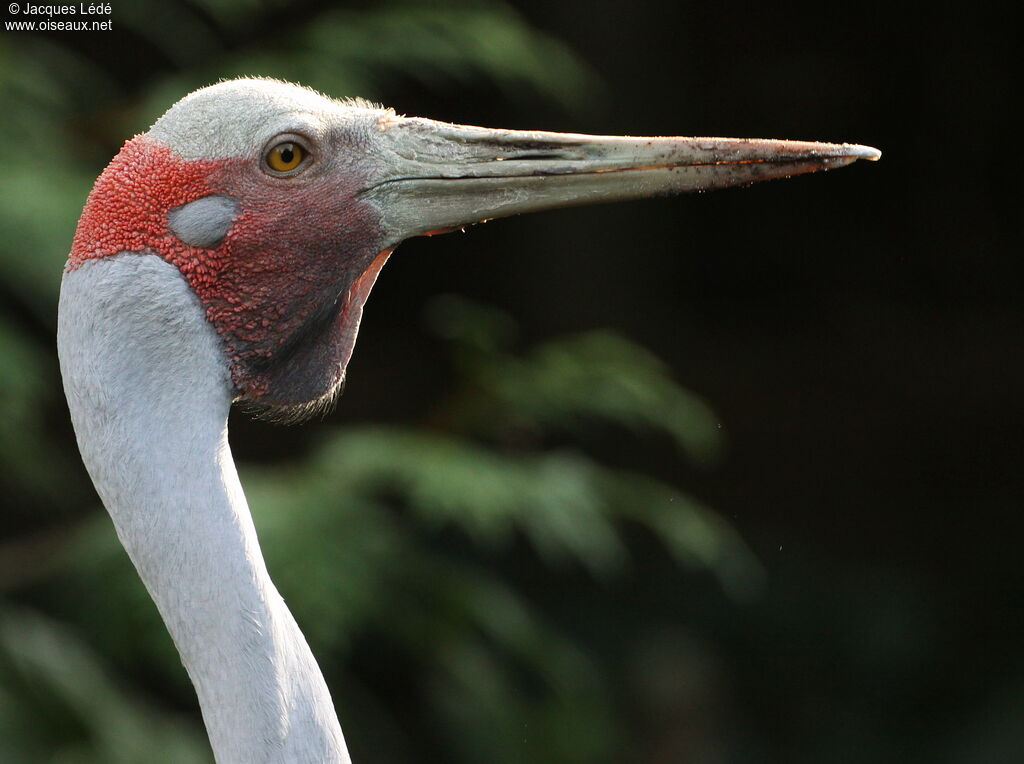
[57,78,879,763]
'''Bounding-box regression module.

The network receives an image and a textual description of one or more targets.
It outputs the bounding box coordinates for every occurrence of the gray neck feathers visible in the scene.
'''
[57,254,349,763]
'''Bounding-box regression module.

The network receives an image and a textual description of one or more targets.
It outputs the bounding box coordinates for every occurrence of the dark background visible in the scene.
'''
[391,6,1023,759]
[1,1,1019,762]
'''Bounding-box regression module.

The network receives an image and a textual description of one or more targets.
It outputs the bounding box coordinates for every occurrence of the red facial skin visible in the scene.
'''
[69,136,390,410]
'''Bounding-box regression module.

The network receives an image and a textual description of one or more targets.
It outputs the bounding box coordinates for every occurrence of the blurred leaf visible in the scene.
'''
[137,1,602,126]
[428,294,725,463]
[0,320,75,508]
[0,605,208,764]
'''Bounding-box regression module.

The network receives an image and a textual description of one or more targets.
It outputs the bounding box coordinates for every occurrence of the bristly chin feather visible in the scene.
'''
[239,375,347,425]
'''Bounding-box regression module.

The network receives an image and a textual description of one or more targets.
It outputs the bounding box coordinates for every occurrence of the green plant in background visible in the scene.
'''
[0,2,755,761]
[2,294,756,763]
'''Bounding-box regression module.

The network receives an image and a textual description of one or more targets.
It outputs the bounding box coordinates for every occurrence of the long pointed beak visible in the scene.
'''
[359,116,880,242]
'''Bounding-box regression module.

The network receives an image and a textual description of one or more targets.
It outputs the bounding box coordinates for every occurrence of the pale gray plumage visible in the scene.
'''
[58,254,349,763]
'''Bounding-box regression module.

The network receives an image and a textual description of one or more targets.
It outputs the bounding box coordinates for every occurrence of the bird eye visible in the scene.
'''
[265,141,306,173]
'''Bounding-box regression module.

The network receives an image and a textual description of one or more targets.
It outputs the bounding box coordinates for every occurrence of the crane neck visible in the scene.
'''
[57,254,350,764]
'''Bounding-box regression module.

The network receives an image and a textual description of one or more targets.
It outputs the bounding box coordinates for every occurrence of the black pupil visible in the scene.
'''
[279,144,295,164]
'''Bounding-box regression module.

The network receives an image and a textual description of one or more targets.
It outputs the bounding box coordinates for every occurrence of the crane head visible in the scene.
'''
[67,77,879,418]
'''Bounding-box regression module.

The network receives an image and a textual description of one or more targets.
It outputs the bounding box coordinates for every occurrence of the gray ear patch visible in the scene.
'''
[168,195,240,248]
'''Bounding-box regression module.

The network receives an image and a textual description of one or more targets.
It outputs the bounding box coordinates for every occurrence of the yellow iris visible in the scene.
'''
[266,142,304,172]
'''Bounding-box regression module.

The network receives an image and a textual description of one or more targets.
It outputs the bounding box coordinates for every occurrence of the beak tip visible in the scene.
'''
[849,143,882,162]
